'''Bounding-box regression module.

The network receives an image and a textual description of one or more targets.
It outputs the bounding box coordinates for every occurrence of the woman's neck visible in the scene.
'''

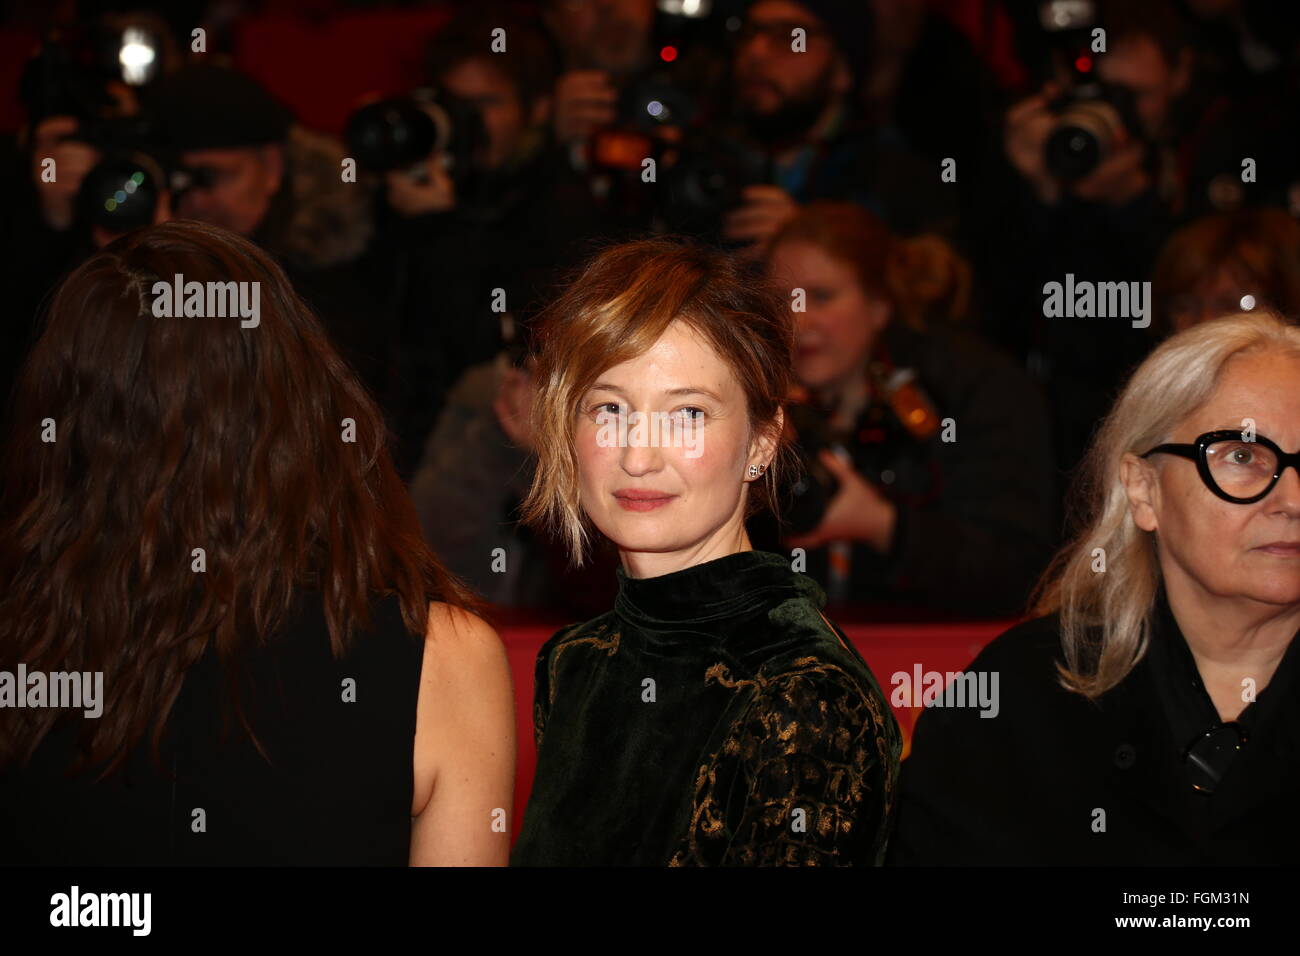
[1163,573,1300,721]
[619,524,753,580]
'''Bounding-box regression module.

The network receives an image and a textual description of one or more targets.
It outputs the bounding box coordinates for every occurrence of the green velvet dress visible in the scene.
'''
[510,549,902,866]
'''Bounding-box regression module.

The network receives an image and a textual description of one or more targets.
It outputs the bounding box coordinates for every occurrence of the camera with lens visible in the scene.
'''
[780,362,944,536]
[1036,0,1146,182]
[587,70,694,171]
[344,87,488,198]
[22,23,269,240]
[72,124,173,235]
[51,113,218,238]
[1043,78,1143,182]
[21,21,177,236]
[662,131,766,232]
[586,0,760,230]
[592,99,764,230]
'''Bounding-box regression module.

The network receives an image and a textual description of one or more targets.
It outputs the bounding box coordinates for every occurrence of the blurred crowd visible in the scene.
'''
[3,0,1299,619]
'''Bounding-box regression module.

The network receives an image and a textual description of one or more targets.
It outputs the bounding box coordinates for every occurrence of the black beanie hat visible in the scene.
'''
[145,63,294,151]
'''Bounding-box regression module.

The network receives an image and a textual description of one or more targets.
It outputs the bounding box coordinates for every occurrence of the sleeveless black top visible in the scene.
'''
[0,592,423,865]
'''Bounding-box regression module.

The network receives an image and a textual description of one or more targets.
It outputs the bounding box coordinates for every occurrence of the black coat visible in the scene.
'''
[886,607,1300,865]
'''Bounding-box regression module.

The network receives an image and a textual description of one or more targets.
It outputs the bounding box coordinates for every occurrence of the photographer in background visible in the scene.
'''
[20,12,179,235]
[717,0,955,254]
[972,0,1266,481]
[141,63,385,398]
[533,0,951,253]
[1003,0,1278,217]
[545,0,659,155]
[374,8,608,478]
[753,202,1057,617]
[3,12,180,405]
[539,0,731,237]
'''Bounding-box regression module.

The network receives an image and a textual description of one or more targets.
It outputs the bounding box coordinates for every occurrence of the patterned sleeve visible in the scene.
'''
[531,622,583,750]
[531,644,549,750]
[670,667,898,866]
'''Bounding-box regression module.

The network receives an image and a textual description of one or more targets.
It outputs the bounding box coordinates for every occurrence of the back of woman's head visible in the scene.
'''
[0,219,474,773]
[767,200,972,329]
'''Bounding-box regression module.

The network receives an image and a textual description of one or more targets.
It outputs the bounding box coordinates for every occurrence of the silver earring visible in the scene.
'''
[748,464,766,479]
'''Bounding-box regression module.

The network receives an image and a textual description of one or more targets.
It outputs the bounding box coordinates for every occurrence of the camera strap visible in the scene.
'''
[868,338,942,443]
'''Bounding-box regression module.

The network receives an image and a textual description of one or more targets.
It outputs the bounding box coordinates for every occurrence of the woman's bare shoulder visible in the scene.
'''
[420,601,510,683]
[424,600,499,641]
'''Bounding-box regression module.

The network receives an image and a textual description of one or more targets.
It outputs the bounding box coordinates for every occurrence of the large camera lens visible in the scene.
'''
[620,76,696,133]
[76,152,163,233]
[344,90,487,199]
[1044,99,1124,181]
[345,98,439,174]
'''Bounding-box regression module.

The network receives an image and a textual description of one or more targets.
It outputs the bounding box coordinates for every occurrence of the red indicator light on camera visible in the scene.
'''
[660,45,678,62]
[1074,54,1093,73]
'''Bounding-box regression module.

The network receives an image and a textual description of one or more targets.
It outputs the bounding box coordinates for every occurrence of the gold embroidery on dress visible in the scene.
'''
[536,624,622,747]
[816,609,899,824]
[668,656,895,866]
[547,625,621,710]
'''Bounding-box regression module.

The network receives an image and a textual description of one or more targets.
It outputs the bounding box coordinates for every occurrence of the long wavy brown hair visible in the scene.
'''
[0,219,478,776]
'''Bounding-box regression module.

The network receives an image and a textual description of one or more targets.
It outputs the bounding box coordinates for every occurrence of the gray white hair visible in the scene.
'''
[1031,311,1300,698]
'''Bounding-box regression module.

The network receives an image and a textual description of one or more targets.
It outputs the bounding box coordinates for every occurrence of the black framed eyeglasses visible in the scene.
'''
[1141,429,1300,504]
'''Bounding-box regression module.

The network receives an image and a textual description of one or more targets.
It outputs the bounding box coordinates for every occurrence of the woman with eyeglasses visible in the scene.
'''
[888,311,1300,865]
